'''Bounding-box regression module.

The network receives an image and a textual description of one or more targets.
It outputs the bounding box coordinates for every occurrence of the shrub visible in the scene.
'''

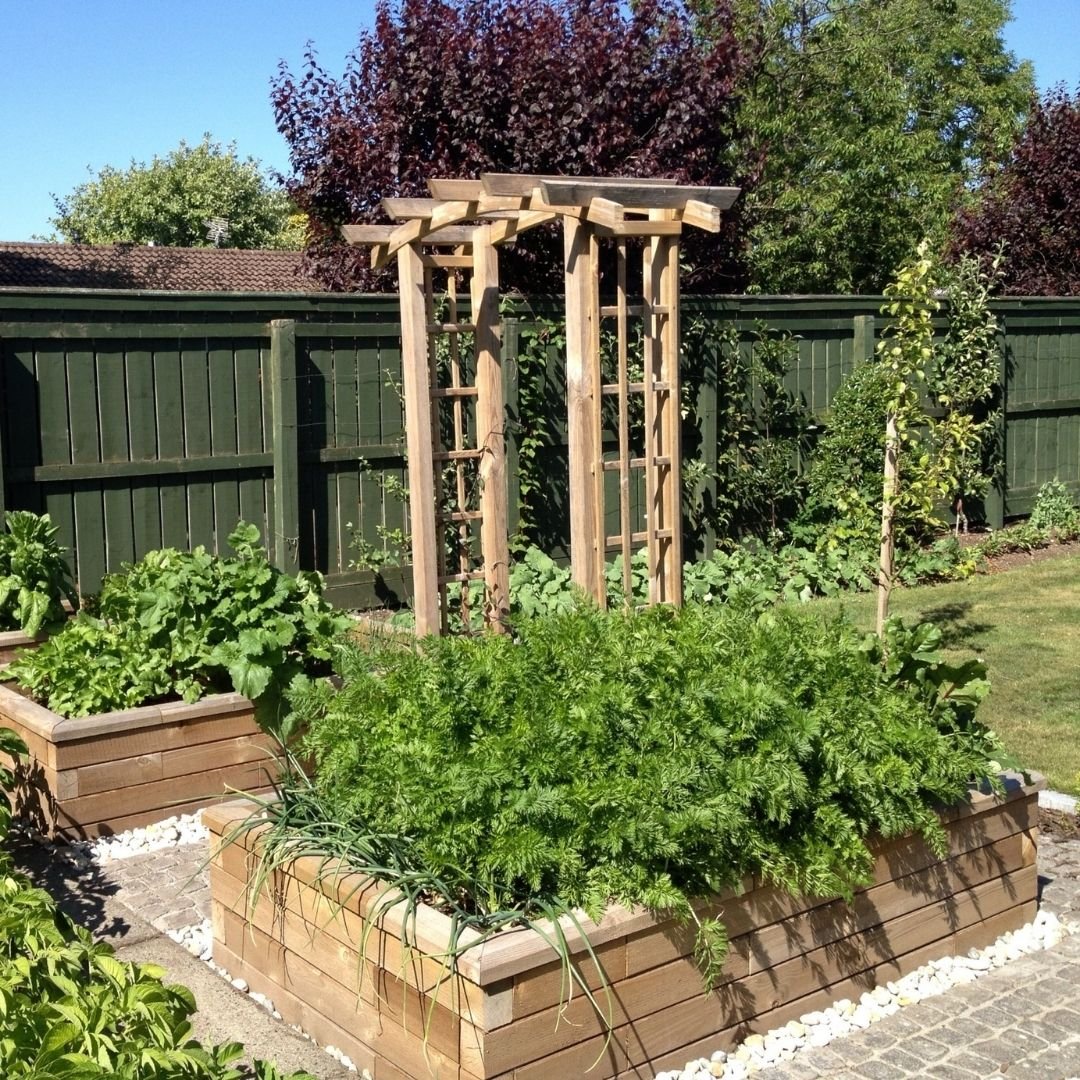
[270,600,999,996]
[7,523,350,727]
[1028,478,1080,535]
[0,729,313,1079]
[0,511,78,637]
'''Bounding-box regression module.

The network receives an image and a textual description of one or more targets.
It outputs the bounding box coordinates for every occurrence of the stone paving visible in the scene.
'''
[28,816,1080,1079]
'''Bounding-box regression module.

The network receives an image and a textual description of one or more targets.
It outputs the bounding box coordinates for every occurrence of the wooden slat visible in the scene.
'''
[595,220,683,237]
[427,178,486,199]
[0,321,270,340]
[428,322,477,334]
[97,348,135,572]
[586,197,624,229]
[209,342,240,547]
[67,348,106,592]
[181,343,215,553]
[438,570,485,585]
[678,199,722,232]
[151,348,186,551]
[433,449,483,461]
[430,386,478,399]
[481,173,679,197]
[382,195,523,220]
[126,347,162,553]
[420,254,475,269]
[540,179,740,210]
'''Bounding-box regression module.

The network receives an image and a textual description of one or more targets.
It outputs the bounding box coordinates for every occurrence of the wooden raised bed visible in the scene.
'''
[0,628,45,668]
[0,683,279,838]
[205,772,1043,1080]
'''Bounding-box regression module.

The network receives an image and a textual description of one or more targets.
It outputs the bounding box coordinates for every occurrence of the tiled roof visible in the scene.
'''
[0,242,316,292]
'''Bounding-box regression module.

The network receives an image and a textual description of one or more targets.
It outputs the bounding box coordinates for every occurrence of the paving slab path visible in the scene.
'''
[14,817,1080,1080]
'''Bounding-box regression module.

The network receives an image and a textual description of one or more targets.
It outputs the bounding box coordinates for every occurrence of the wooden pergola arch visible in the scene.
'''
[342,174,740,637]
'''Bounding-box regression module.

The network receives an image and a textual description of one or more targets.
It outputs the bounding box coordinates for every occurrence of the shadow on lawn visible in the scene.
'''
[917,601,995,649]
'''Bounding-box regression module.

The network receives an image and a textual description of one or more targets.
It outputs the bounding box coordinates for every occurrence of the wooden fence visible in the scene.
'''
[1,288,1078,606]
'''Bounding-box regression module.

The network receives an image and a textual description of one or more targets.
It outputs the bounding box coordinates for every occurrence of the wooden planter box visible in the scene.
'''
[0,628,46,668]
[205,773,1042,1080]
[0,683,280,838]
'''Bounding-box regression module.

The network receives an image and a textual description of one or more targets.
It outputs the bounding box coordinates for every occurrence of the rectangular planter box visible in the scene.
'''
[0,628,48,668]
[205,773,1043,1080]
[0,682,280,839]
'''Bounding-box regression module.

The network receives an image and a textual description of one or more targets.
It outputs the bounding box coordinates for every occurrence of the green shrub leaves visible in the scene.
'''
[7,523,349,728]
[0,512,78,637]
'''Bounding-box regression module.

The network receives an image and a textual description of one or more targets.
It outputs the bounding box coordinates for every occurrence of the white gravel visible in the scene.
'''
[72,811,210,863]
[655,910,1076,1080]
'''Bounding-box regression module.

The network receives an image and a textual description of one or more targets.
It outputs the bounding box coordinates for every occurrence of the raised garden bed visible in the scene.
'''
[0,628,45,668]
[205,772,1042,1080]
[1,683,278,838]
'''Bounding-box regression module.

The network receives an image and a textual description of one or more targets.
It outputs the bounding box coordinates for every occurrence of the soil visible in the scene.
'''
[981,539,1080,574]
[1039,806,1080,840]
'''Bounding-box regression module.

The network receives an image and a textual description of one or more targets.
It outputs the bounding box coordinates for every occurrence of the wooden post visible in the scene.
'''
[986,325,1008,530]
[643,213,684,606]
[852,314,875,368]
[472,225,510,630]
[502,317,522,542]
[269,320,299,572]
[563,215,605,605]
[397,244,441,637]
[876,412,899,635]
[659,221,684,606]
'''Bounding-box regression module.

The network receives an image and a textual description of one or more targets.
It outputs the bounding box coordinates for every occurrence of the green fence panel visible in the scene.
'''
[1,289,1079,607]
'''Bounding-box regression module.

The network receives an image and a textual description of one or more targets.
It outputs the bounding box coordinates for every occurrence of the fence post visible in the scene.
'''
[269,319,300,571]
[985,324,1009,530]
[502,317,521,542]
[852,314,875,366]
[697,309,721,559]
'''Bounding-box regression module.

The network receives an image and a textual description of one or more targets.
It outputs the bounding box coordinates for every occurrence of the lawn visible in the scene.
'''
[814,551,1080,794]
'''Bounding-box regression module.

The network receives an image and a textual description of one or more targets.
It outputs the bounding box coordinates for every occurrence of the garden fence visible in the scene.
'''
[1,288,1078,606]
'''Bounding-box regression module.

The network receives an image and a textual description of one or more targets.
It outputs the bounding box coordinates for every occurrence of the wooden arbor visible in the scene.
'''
[342,174,740,637]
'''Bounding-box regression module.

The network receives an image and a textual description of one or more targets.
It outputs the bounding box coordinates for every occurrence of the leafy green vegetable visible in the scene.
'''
[0,512,78,636]
[7,523,349,728]
[261,599,998,1010]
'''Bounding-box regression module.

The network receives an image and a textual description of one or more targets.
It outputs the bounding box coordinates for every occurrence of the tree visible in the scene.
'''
[951,86,1080,295]
[50,136,302,249]
[726,0,1033,294]
[271,0,749,291]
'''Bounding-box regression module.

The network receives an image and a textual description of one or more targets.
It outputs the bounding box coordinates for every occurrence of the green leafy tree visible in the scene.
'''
[50,136,302,249]
[726,0,1033,293]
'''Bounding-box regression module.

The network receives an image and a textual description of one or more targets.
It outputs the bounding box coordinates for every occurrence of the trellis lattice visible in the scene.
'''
[342,174,740,636]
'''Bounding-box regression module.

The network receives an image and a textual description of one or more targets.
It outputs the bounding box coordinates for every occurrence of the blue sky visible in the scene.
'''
[0,0,1075,242]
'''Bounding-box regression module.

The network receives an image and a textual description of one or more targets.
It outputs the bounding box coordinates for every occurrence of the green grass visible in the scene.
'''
[814,552,1080,794]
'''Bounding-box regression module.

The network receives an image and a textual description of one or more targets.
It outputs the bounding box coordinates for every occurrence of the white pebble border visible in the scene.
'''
[655,910,1077,1080]
[75,811,210,863]
[69,811,1078,1080]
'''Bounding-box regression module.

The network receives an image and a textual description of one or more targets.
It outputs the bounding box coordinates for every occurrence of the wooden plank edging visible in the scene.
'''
[205,772,1044,991]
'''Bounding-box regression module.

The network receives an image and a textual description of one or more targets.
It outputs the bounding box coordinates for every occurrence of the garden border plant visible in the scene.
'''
[0,726,316,1080]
